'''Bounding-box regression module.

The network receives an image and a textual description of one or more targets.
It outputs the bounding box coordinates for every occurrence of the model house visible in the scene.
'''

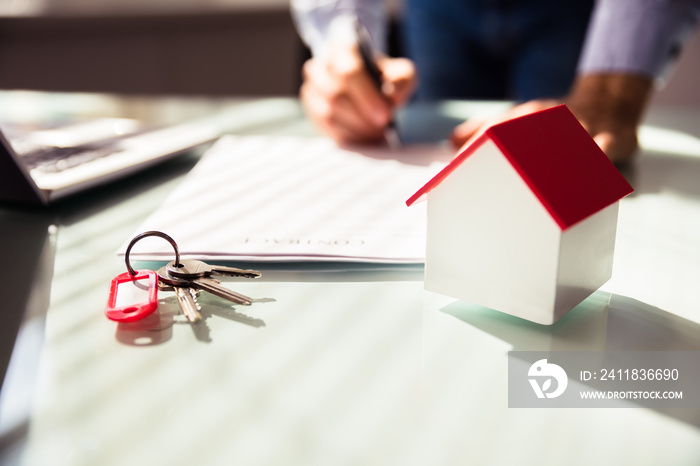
[407,105,634,325]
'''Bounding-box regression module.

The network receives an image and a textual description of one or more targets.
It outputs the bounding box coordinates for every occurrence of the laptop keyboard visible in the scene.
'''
[1,118,144,174]
[1,117,219,194]
[19,140,124,173]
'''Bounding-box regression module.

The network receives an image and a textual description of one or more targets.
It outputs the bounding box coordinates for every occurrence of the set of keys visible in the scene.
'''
[106,231,261,324]
[156,260,261,323]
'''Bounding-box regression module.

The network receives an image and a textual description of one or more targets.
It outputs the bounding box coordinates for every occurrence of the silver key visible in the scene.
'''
[158,266,253,306]
[157,277,203,323]
[173,287,202,323]
[167,259,261,280]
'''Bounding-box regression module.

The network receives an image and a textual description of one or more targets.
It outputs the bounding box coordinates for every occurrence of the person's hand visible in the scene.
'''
[565,74,652,164]
[300,43,417,144]
[450,74,653,165]
[451,100,562,151]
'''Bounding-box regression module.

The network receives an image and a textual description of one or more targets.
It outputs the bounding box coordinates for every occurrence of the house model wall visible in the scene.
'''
[407,105,633,325]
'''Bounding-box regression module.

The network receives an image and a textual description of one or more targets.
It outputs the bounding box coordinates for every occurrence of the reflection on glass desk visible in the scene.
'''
[1,91,700,466]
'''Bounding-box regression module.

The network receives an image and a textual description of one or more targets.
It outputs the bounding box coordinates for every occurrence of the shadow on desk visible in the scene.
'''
[0,210,56,465]
[114,292,269,346]
[440,291,700,429]
[51,151,203,226]
[624,114,700,199]
[134,259,425,284]
[0,149,203,462]
[115,261,421,346]
[623,151,700,200]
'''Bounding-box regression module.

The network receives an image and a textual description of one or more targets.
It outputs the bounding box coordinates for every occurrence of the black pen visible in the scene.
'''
[355,19,402,149]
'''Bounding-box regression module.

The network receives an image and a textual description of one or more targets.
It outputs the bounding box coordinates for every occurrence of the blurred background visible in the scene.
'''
[0,0,697,106]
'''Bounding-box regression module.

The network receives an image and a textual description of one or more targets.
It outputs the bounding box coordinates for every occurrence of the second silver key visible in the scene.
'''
[174,287,202,323]
[167,259,261,279]
[188,276,254,306]
[158,266,253,306]
[158,275,203,323]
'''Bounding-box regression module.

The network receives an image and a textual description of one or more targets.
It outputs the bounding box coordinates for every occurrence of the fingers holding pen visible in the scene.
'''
[299,44,404,144]
[377,56,417,107]
[300,59,381,143]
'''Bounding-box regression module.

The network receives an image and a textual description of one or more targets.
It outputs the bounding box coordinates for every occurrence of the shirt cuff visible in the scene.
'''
[578,0,700,78]
[291,0,387,59]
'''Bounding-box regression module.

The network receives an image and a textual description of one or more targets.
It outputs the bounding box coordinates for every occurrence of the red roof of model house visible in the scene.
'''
[406,105,634,230]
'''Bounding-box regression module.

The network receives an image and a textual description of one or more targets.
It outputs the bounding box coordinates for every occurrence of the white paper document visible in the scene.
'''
[119,135,453,263]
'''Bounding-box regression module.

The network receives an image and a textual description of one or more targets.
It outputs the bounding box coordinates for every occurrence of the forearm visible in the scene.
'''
[568,0,700,162]
[567,74,653,130]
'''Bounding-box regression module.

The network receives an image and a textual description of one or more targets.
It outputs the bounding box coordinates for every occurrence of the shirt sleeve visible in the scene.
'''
[290,0,388,59]
[578,0,700,78]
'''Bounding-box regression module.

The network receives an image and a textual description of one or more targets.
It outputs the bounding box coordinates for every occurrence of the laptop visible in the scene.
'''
[0,117,221,205]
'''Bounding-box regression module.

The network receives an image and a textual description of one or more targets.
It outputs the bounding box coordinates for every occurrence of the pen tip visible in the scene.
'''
[385,127,402,150]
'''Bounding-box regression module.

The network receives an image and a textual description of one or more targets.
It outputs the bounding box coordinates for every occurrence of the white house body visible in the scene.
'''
[424,140,619,325]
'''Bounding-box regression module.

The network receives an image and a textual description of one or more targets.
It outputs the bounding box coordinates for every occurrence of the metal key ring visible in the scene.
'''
[124,231,181,276]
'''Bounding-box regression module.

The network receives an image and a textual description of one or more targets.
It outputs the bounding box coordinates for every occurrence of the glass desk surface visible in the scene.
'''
[1,91,699,466]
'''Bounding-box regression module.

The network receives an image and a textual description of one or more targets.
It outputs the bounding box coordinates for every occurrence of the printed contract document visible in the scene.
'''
[120,135,452,263]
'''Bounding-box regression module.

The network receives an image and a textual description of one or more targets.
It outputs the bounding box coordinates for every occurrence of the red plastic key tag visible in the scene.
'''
[105,269,159,322]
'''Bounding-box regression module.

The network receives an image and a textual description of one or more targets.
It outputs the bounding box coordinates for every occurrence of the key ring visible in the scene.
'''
[124,230,181,276]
